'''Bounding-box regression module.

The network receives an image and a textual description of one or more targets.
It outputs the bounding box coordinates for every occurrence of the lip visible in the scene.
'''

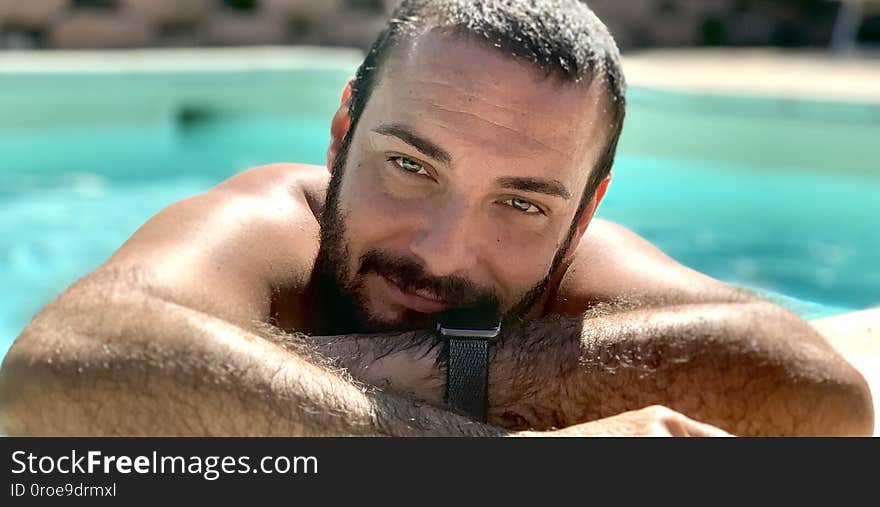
[378,275,448,314]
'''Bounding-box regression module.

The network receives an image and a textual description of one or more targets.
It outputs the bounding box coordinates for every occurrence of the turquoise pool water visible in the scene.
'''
[2,70,879,359]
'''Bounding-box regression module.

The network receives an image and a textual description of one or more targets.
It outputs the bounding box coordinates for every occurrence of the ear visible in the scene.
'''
[561,173,612,262]
[327,78,355,172]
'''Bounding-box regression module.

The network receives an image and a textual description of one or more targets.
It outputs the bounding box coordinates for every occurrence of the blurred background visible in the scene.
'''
[1,0,879,359]
[1,0,879,50]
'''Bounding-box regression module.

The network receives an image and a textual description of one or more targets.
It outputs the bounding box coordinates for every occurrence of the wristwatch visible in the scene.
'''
[436,304,502,422]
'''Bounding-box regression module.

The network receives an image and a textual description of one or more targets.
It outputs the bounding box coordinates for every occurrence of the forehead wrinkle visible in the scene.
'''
[396,117,582,197]
[410,76,537,118]
[409,100,572,159]
[417,118,554,165]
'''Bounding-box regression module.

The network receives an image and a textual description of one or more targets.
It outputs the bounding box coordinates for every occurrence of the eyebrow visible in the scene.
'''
[497,177,572,200]
[372,124,452,164]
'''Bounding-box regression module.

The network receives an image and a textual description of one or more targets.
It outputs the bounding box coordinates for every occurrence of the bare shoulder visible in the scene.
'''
[0,163,332,435]
[548,218,750,314]
[97,163,330,327]
[213,162,328,205]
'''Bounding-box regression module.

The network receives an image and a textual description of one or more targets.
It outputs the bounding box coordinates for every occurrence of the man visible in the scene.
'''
[0,0,872,437]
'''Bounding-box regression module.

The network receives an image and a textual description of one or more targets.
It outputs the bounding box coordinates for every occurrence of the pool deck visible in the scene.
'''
[623,48,880,104]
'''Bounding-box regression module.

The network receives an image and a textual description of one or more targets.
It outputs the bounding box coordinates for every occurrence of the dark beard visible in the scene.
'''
[311,131,571,335]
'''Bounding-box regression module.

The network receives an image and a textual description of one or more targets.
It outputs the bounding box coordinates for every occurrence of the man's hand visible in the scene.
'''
[518,406,733,437]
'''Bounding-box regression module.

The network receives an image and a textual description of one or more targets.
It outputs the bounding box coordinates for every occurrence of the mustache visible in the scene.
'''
[357,250,499,309]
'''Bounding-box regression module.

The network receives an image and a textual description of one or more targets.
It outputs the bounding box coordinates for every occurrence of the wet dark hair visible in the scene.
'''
[347,0,627,210]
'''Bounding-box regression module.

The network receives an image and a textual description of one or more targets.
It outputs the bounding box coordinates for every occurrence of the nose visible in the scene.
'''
[409,202,479,277]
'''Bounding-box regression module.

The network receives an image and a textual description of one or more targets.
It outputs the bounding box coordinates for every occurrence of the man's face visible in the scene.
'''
[319,31,611,332]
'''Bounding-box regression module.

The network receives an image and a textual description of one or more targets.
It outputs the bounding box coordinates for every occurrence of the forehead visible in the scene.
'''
[363,30,612,186]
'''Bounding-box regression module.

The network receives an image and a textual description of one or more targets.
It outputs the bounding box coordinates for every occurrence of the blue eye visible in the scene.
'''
[391,156,429,176]
[503,198,542,214]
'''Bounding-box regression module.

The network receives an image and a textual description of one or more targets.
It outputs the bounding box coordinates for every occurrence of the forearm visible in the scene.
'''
[0,284,504,437]
[491,302,872,435]
[316,302,873,436]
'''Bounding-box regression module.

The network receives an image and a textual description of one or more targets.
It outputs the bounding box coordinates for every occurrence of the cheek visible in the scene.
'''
[485,228,562,298]
[338,161,419,251]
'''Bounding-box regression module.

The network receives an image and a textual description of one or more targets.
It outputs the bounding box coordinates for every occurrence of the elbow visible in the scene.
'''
[805,362,874,437]
[845,373,874,436]
[685,352,873,437]
[719,302,874,436]
[0,351,26,435]
[0,318,121,436]
[0,336,68,436]
[758,361,875,437]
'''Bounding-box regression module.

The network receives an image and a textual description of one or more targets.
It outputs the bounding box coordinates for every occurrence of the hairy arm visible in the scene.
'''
[314,301,874,436]
[0,274,504,437]
[0,274,733,437]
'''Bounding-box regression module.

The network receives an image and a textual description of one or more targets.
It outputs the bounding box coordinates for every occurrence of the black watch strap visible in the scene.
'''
[445,337,489,422]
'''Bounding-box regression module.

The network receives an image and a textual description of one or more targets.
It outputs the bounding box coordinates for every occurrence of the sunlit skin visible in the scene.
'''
[1,29,872,438]
[326,31,612,328]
